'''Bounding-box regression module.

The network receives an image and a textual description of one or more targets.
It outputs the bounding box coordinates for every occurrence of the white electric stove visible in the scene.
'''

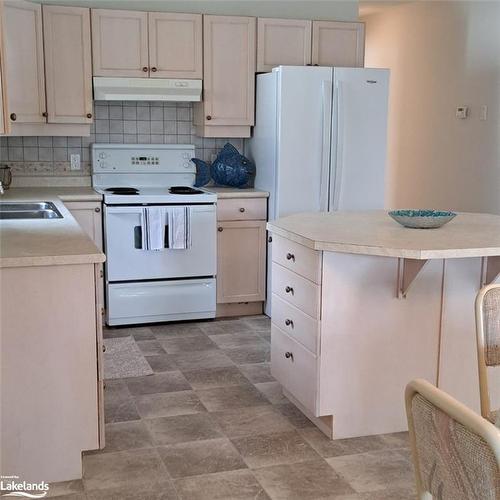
[92,144,217,326]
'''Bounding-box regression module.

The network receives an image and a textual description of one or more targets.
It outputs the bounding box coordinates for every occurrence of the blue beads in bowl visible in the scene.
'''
[388,209,457,229]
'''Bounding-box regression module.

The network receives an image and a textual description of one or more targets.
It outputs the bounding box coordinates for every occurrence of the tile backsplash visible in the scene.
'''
[0,101,244,185]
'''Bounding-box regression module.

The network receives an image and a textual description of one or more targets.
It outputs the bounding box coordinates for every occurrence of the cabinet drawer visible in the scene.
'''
[272,263,321,319]
[271,324,318,414]
[217,198,266,221]
[272,293,319,354]
[272,235,321,284]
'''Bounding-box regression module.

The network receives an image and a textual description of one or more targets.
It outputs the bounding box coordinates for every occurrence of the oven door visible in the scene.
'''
[104,204,216,281]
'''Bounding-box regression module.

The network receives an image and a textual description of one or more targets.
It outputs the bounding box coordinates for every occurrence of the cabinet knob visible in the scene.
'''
[285,318,294,328]
[142,66,149,72]
[151,67,158,72]
[9,113,16,121]
[206,115,212,121]
[99,269,103,278]
[239,207,245,213]
[95,207,101,213]
[87,113,93,119]
[285,351,294,361]
[268,236,273,243]
[102,344,106,353]
[218,227,223,232]
[42,111,48,117]
[285,286,294,295]
[286,253,295,262]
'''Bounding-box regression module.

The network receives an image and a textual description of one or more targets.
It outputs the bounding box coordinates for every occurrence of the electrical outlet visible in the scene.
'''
[70,154,81,171]
[480,105,488,121]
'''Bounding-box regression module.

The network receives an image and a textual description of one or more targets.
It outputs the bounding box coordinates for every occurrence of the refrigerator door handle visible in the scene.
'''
[319,80,332,212]
[331,81,344,211]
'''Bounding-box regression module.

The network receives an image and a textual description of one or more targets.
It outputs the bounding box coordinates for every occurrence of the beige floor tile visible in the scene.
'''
[208,332,264,349]
[181,366,249,390]
[125,372,191,396]
[243,316,271,331]
[379,431,410,448]
[326,449,414,493]
[274,403,315,429]
[174,469,270,500]
[332,486,416,499]
[254,460,355,499]
[102,379,130,399]
[254,381,288,404]
[159,335,217,354]
[157,438,247,478]
[237,362,275,383]
[173,350,234,371]
[223,344,271,364]
[46,480,83,498]
[199,319,255,335]
[299,427,395,458]
[144,413,223,445]
[196,384,270,412]
[83,448,167,491]
[104,396,140,424]
[212,406,295,438]
[86,480,178,499]
[135,390,206,419]
[150,323,205,338]
[145,354,178,373]
[101,420,154,453]
[136,340,166,355]
[231,430,320,468]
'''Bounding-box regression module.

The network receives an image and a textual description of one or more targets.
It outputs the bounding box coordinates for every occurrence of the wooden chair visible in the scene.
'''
[475,284,500,425]
[405,379,500,500]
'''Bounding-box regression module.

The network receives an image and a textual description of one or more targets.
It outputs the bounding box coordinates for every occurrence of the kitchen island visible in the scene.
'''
[0,188,105,482]
[267,210,500,439]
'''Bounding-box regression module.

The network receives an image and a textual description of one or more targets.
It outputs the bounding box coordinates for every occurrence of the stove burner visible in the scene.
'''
[169,186,203,195]
[105,187,139,195]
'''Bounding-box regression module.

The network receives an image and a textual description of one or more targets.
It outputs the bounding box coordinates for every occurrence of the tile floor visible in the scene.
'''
[49,316,416,499]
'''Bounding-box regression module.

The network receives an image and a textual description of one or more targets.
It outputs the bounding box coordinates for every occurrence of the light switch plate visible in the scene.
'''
[70,154,81,171]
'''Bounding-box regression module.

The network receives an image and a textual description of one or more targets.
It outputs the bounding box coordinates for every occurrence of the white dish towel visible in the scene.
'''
[141,207,166,251]
[168,206,192,249]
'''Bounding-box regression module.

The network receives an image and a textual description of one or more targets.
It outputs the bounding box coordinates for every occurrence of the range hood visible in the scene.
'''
[93,77,202,102]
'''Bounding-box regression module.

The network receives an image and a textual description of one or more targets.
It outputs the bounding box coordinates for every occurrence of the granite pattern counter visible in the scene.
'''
[0,187,104,268]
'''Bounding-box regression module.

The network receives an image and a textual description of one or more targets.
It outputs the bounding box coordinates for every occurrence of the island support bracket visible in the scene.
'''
[481,256,500,286]
[398,258,429,298]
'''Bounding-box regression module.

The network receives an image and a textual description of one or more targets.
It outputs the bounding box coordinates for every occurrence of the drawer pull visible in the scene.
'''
[285,286,294,295]
[285,318,294,328]
[95,207,101,213]
[142,66,149,72]
[218,227,223,232]
[285,351,294,361]
[239,207,245,213]
[286,253,295,262]
[102,344,106,353]
[268,236,273,243]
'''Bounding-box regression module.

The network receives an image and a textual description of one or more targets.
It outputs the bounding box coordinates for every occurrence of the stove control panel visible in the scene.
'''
[132,156,159,166]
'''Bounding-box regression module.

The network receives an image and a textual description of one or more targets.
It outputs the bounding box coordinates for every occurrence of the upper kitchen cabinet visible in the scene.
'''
[148,12,202,79]
[311,21,365,67]
[3,1,46,124]
[0,2,8,135]
[257,18,312,72]
[194,15,256,138]
[43,6,93,124]
[92,9,202,79]
[91,9,149,77]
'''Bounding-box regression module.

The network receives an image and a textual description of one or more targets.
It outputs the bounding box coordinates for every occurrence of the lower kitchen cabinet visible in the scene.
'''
[65,201,103,251]
[216,194,267,317]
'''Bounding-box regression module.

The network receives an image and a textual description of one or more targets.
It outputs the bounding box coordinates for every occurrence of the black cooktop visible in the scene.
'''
[169,186,204,195]
[105,187,139,195]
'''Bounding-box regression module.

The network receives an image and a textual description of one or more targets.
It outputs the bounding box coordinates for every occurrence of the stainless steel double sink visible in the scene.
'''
[0,201,63,220]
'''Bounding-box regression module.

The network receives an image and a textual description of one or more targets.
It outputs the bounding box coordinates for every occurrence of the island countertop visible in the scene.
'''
[267,210,500,259]
[0,187,105,268]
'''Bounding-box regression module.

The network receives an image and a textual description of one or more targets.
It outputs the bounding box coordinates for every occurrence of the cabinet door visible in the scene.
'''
[257,18,311,72]
[43,6,92,124]
[3,1,46,124]
[203,15,256,126]
[312,21,365,67]
[217,220,266,303]
[91,9,149,77]
[0,2,8,134]
[148,12,202,79]
[66,202,103,251]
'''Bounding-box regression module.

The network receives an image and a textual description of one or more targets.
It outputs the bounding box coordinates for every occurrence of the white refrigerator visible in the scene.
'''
[246,66,390,314]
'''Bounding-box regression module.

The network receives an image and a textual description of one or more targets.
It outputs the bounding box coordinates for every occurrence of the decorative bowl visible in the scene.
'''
[388,209,457,229]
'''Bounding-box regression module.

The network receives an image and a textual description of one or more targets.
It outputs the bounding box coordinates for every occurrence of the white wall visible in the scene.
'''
[32,0,359,21]
[362,1,500,213]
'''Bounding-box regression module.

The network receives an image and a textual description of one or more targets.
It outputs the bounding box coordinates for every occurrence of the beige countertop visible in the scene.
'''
[267,210,500,259]
[207,187,269,199]
[0,187,105,268]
